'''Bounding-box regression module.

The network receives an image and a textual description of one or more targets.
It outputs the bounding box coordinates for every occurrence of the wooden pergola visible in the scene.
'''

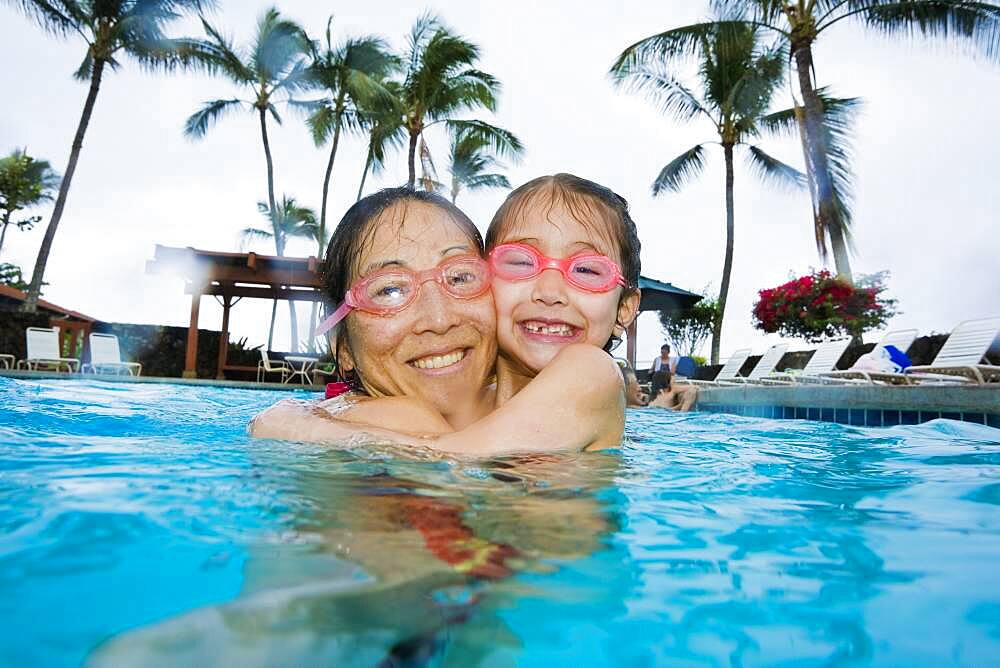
[146,245,325,379]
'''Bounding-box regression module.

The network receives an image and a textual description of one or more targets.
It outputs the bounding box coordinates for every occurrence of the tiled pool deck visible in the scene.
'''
[696,384,1000,429]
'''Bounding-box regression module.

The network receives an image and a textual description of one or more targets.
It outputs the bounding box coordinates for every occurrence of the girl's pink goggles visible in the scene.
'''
[489,243,627,293]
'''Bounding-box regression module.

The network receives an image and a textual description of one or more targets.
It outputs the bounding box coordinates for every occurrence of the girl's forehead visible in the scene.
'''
[498,200,618,256]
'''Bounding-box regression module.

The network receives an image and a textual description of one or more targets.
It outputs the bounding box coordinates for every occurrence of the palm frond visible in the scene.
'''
[844,1,1000,59]
[610,20,779,78]
[613,64,713,123]
[464,173,511,190]
[443,119,524,161]
[4,0,83,37]
[652,144,708,195]
[745,145,807,191]
[183,98,244,139]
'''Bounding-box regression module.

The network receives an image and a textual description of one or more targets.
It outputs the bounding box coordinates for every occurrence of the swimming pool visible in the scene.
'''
[2,376,999,666]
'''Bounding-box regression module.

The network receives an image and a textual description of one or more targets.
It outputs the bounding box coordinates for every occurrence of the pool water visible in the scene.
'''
[2,377,1000,666]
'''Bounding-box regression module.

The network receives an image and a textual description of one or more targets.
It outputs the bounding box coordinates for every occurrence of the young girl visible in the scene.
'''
[252,174,641,455]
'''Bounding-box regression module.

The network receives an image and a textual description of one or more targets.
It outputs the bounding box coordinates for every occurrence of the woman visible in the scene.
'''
[252,178,640,454]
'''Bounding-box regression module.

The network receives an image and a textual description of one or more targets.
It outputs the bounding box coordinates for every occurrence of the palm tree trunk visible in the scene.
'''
[307,300,319,353]
[319,108,344,248]
[22,59,106,312]
[258,106,277,220]
[0,214,10,256]
[712,143,736,366]
[406,129,419,188]
[287,299,299,353]
[267,298,278,350]
[357,149,373,201]
[792,45,853,282]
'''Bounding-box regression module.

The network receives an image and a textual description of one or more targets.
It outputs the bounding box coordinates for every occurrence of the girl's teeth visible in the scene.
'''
[524,322,573,335]
[413,350,465,369]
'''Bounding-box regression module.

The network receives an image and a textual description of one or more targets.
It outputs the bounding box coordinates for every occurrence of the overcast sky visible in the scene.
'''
[2,1,998,366]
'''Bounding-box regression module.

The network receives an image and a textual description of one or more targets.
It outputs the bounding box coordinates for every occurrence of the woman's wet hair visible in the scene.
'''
[323,186,484,305]
[484,173,641,289]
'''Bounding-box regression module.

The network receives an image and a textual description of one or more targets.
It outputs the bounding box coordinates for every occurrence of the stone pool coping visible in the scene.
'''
[0,369,322,393]
[695,384,999,428]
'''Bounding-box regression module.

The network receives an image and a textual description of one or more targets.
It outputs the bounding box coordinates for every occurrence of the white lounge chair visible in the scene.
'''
[727,343,790,384]
[257,351,289,383]
[684,348,752,386]
[84,333,142,376]
[0,353,14,370]
[819,329,918,384]
[765,338,854,384]
[17,327,80,372]
[904,317,1000,384]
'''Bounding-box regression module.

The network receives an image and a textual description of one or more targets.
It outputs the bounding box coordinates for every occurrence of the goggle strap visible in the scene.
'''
[314,301,354,338]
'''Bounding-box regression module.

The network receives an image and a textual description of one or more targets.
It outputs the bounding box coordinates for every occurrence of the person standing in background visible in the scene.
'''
[649,344,677,401]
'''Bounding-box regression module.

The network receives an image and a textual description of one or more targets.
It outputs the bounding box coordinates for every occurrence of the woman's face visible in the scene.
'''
[490,201,639,375]
[340,201,497,416]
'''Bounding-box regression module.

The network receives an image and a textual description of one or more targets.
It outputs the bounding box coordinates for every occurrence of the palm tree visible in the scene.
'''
[241,196,317,352]
[613,21,807,365]
[398,13,522,188]
[0,149,61,256]
[446,126,512,204]
[612,0,1000,281]
[354,79,407,201]
[3,0,210,311]
[183,7,311,225]
[305,17,398,252]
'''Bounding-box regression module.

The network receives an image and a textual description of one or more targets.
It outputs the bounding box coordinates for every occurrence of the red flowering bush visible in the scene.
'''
[752,271,896,341]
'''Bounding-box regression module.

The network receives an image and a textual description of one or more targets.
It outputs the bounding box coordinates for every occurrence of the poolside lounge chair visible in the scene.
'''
[257,351,289,383]
[684,348,752,386]
[818,329,918,384]
[904,317,1000,384]
[0,353,13,370]
[727,343,790,384]
[764,338,854,384]
[84,333,142,376]
[17,327,80,372]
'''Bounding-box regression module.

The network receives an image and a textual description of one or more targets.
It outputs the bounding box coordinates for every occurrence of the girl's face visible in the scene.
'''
[339,202,497,418]
[490,201,639,375]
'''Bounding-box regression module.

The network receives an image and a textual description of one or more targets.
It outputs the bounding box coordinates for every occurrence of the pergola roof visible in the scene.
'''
[145,245,326,302]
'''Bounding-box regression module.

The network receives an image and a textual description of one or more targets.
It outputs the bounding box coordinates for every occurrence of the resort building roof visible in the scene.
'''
[0,284,99,322]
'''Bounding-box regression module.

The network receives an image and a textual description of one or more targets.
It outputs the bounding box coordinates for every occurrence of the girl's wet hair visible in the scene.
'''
[484,173,641,289]
[322,186,484,305]
[321,187,484,393]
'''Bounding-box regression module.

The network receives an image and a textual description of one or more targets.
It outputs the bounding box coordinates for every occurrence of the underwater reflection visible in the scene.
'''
[88,449,624,666]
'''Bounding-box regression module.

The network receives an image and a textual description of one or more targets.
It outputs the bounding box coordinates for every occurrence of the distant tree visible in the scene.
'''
[0,262,29,290]
[184,8,311,227]
[659,297,718,359]
[397,13,522,188]
[612,19,806,365]
[0,149,60,255]
[446,125,512,204]
[3,0,210,312]
[613,0,1000,281]
[241,196,317,352]
[305,18,398,253]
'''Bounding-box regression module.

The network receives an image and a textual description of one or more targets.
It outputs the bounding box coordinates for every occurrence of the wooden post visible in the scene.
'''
[183,290,201,379]
[216,294,232,379]
[626,319,638,369]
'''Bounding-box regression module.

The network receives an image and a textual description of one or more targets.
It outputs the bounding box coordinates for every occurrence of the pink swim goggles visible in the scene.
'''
[315,255,491,337]
[488,243,627,293]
